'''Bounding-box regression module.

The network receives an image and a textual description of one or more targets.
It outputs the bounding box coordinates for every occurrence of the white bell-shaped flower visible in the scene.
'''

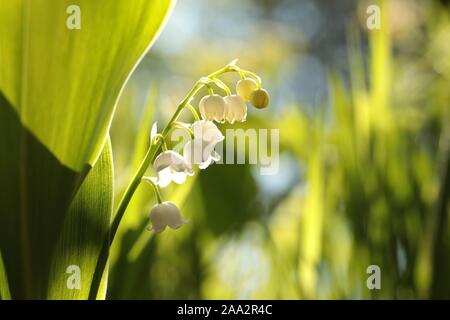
[199,94,226,122]
[192,120,224,144]
[224,95,247,123]
[184,139,221,170]
[149,201,188,233]
[153,150,194,188]
[184,120,224,169]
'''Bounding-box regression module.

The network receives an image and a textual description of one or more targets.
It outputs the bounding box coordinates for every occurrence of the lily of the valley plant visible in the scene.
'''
[112,60,269,237]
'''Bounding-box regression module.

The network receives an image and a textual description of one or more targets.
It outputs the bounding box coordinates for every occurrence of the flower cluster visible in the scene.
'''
[199,76,269,123]
[135,61,268,234]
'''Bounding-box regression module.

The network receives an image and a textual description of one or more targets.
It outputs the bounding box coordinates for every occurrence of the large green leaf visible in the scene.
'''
[0,252,11,300]
[0,0,174,299]
[0,92,81,299]
[47,140,114,300]
[0,0,174,171]
[0,92,113,299]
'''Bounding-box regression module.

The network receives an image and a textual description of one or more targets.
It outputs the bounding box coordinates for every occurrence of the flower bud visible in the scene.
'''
[236,78,258,101]
[224,95,247,123]
[149,201,187,233]
[199,94,226,122]
[250,89,269,109]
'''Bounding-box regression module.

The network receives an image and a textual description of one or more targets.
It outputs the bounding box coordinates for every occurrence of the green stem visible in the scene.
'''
[186,103,200,121]
[229,66,262,88]
[152,134,168,151]
[212,78,232,96]
[142,177,163,204]
[205,83,214,95]
[109,145,157,243]
[430,127,450,298]
[171,122,194,138]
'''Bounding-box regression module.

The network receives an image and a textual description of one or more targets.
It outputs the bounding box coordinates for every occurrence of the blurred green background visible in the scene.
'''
[108,0,450,299]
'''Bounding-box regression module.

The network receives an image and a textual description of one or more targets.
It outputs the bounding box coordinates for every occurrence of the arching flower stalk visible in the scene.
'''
[109,60,269,238]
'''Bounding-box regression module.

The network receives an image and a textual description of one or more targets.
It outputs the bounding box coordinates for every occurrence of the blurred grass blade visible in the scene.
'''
[0,252,11,300]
